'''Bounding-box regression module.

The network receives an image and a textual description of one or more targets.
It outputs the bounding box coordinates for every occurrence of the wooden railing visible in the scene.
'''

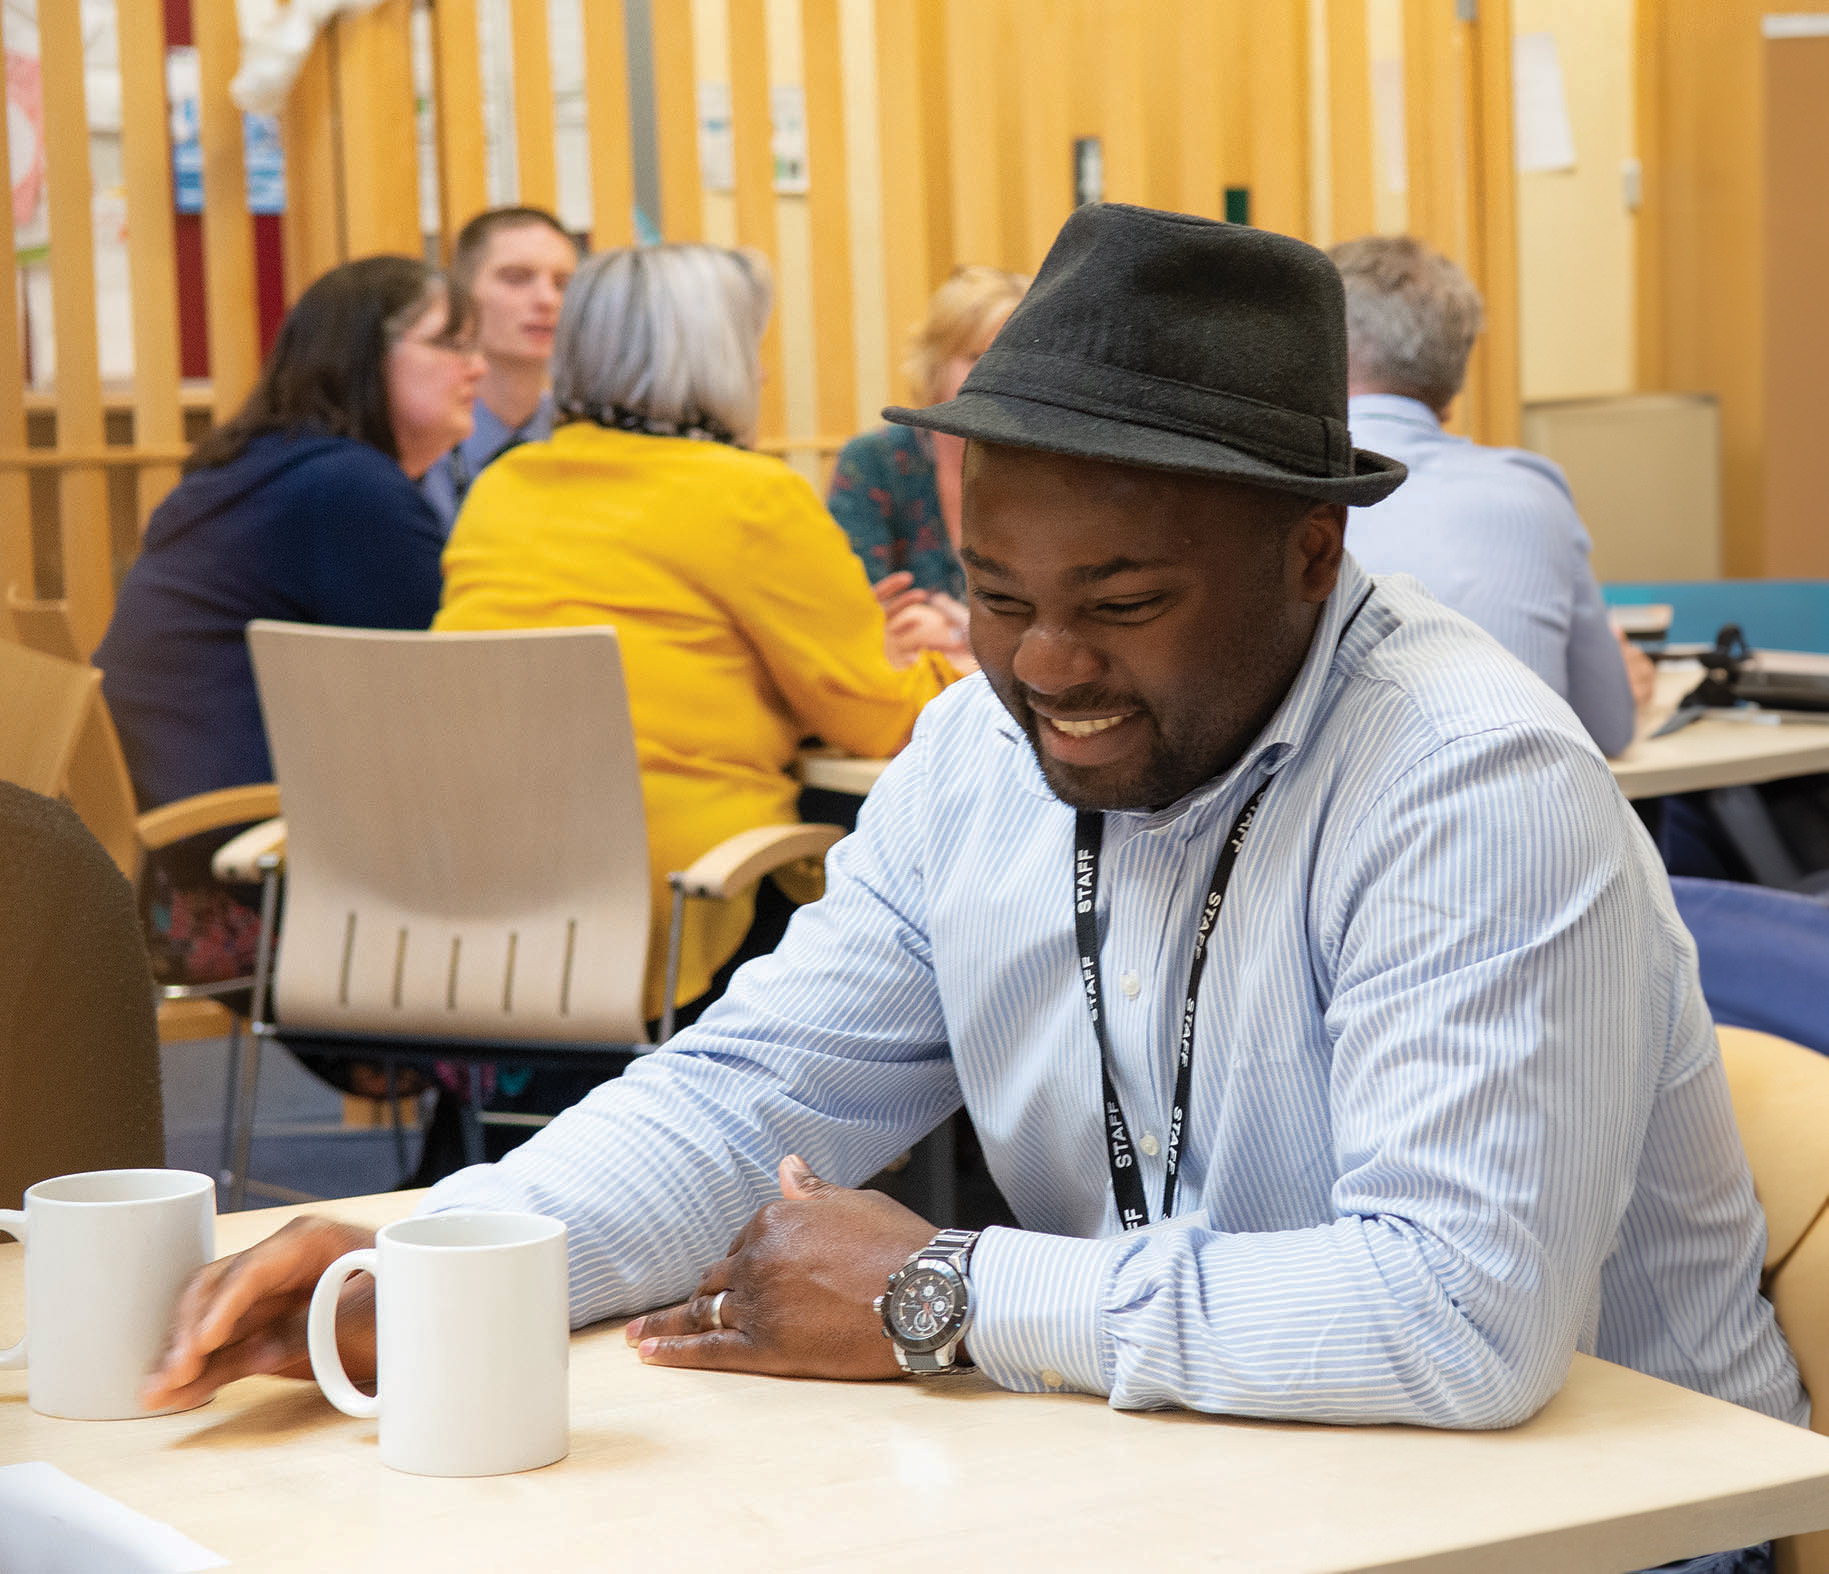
[3,0,1517,661]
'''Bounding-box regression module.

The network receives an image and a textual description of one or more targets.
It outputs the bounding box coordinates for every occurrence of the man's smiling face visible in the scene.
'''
[960,442,1345,813]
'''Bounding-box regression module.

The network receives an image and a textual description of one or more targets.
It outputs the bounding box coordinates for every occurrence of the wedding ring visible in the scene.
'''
[707,1289,729,1331]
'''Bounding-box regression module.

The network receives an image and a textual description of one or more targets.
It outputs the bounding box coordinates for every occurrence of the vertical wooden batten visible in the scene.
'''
[1463,0,1518,446]
[1249,0,1312,238]
[1012,0,1070,271]
[510,0,561,211]
[1400,0,1464,264]
[0,23,31,603]
[37,0,112,653]
[650,0,704,241]
[337,0,421,257]
[802,0,858,442]
[1327,0,1376,241]
[282,33,344,298]
[117,0,186,527]
[433,0,491,256]
[1173,0,1225,220]
[875,0,933,394]
[727,0,784,440]
[581,0,637,248]
[195,0,262,425]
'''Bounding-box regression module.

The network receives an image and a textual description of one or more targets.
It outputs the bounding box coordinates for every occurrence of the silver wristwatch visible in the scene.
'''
[875,1228,979,1375]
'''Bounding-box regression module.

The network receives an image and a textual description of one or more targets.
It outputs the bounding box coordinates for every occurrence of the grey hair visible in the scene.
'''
[1328,235,1485,412]
[552,244,773,442]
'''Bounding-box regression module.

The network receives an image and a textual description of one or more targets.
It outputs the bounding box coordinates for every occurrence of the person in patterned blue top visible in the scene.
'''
[829,266,1026,666]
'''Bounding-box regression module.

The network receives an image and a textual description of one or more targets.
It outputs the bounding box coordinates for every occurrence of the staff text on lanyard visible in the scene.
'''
[1074,780,1269,1231]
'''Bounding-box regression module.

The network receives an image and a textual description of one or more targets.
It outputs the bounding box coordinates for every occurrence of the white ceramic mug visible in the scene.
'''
[308,1211,569,1477]
[0,1168,215,1420]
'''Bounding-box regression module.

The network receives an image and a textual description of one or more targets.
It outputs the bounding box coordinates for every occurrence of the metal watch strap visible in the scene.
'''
[891,1228,980,1375]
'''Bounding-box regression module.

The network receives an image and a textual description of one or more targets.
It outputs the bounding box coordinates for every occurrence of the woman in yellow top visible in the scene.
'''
[436,244,956,1023]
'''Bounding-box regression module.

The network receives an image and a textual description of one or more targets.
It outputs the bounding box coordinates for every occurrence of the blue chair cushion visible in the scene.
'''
[1670,876,1829,1055]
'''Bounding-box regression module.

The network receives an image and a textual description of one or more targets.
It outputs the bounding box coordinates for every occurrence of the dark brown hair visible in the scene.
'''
[184,255,443,473]
[447,206,579,328]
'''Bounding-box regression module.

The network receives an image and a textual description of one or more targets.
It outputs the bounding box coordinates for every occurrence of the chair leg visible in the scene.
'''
[385,1062,411,1185]
[217,1018,243,1195]
[226,1028,264,1212]
[459,1065,487,1168]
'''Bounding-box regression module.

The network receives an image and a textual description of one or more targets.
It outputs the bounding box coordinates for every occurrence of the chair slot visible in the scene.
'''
[503,931,518,1013]
[446,935,462,1011]
[392,927,408,1009]
[560,918,577,1016]
[337,912,357,1006]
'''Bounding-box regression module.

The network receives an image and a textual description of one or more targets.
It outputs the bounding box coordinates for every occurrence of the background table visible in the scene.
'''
[1609,660,1829,800]
[6,1193,1829,1571]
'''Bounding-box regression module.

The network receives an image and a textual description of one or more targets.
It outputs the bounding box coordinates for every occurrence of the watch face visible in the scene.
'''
[887,1264,961,1354]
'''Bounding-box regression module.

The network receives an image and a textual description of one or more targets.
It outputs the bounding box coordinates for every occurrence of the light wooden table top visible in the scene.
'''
[7,1193,1829,1571]
[1609,660,1829,801]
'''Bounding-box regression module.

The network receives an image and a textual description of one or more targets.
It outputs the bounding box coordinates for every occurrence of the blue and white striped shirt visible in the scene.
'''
[1346,394,1638,757]
[425,553,1804,1430]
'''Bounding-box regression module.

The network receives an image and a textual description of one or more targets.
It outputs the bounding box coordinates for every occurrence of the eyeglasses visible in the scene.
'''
[397,329,480,357]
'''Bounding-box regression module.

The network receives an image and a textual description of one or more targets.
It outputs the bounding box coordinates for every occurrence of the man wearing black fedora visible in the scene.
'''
[151,207,1802,1489]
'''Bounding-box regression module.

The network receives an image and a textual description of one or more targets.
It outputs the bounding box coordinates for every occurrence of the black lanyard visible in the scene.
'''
[1074,780,1269,1231]
[449,433,529,511]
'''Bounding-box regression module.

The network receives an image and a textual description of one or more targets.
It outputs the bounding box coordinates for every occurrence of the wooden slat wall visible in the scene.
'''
[434,0,492,258]
[0,6,32,606]
[510,0,561,211]
[5,0,1536,622]
[37,0,111,656]
[1327,0,1376,241]
[651,0,703,240]
[582,0,637,248]
[338,1,421,257]
[802,0,857,439]
[727,0,785,440]
[282,33,342,299]
[117,0,184,532]
[196,0,262,428]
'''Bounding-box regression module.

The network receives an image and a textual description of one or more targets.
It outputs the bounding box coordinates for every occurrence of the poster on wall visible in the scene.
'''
[697,81,734,193]
[167,45,287,215]
[1513,33,1577,174]
[770,85,807,194]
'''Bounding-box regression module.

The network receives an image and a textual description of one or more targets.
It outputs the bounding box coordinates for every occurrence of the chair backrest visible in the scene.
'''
[1718,1026,1829,1574]
[4,588,83,662]
[247,622,652,1045]
[0,640,94,797]
[1671,877,1829,1056]
[0,640,146,884]
[1603,579,1829,654]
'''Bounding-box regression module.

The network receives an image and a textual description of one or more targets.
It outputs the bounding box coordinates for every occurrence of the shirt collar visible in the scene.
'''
[992,552,1380,828]
[464,393,553,457]
[1347,393,1443,433]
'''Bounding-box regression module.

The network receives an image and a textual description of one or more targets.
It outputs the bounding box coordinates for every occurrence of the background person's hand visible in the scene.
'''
[885,601,969,668]
[1616,625,1657,709]
[625,1155,934,1380]
[871,569,929,622]
[141,1216,378,1411]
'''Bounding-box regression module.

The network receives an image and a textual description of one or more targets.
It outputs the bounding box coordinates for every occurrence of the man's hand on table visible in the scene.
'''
[627,1155,934,1380]
[140,1217,378,1410]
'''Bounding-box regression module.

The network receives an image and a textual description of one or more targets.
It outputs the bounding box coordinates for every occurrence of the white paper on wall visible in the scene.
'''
[1514,32,1578,174]
[1371,57,1406,194]
[698,81,734,194]
[771,84,808,195]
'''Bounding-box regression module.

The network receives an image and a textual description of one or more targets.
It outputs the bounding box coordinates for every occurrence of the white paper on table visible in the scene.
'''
[1513,32,1577,173]
[0,1462,228,1573]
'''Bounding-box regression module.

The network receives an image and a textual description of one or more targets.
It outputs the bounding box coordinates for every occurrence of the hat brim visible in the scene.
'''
[887,391,1407,507]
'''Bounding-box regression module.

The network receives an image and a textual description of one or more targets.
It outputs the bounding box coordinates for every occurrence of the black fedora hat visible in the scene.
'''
[886,204,1406,506]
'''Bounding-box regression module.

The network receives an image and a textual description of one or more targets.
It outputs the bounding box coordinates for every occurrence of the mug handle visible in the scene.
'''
[308,1247,380,1419]
[0,1210,24,1369]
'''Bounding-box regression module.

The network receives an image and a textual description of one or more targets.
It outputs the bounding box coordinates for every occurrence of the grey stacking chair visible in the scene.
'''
[220,621,842,1204]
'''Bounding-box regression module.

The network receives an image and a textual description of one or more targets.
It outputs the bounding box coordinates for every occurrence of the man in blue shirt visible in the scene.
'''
[420,206,580,533]
[1332,234,1651,757]
[146,210,1798,1568]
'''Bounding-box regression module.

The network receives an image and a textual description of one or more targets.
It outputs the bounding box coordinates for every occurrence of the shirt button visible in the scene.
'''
[1139,1132,1160,1157]
[1040,1369,1064,1389]
[1119,970,1141,998]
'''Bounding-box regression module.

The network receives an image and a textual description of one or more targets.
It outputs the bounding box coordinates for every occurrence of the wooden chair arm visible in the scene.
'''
[669,823,846,901]
[211,817,288,883]
[135,783,283,853]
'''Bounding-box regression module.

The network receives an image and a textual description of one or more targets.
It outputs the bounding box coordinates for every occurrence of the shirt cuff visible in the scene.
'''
[966,1225,1127,1396]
